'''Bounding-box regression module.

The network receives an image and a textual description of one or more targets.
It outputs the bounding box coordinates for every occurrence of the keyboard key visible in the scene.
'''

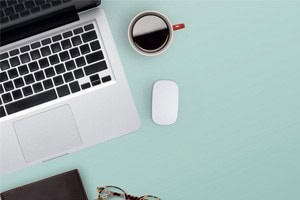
[8,1,17,6]
[70,47,80,58]
[73,27,83,35]
[5,89,57,115]
[36,0,46,6]
[18,65,29,75]
[0,17,9,24]
[102,75,112,83]
[54,64,65,74]
[2,93,12,103]
[0,60,10,70]
[31,42,41,49]
[8,68,18,79]
[28,61,39,72]
[43,79,54,89]
[53,75,64,86]
[84,24,94,31]
[63,72,74,83]
[41,46,51,56]
[41,3,51,10]
[44,67,55,78]
[20,53,31,64]
[81,82,91,90]
[10,56,21,67]
[9,49,20,56]
[82,31,97,43]
[0,1,7,8]
[59,51,70,62]
[22,86,33,96]
[52,0,62,6]
[84,61,107,76]
[30,50,41,60]
[20,45,30,53]
[86,51,104,64]
[0,106,5,118]
[90,41,101,51]
[4,81,14,91]
[69,81,80,93]
[4,7,15,16]
[63,31,73,38]
[56,84,70,97]
[34,71,45,81]
[12,89,23,100]
[32,82,43,93]
[80,44,90,55]
[31,7,41,13]
[91,79,101,86]
[71,36,82,46]
[90,74,101,86]
[20,10,30,17]
[49,54,60,65]
[41,38,51,46]
[24,1,35,9]
[61,39,72,50]
[24,74,35,84]
[15,3,25,12]
[52,34,62,42]
[0,53,9,60]
[14,77,25,88]
[39,58,49,68]
[0,10,4,18]
[65,60,76,71]
[9,14,19,21]
[0,72,9,82]
[51,43,62,53]
[0,85,4,94]
[75,57,86,67]
[73,68,84,79]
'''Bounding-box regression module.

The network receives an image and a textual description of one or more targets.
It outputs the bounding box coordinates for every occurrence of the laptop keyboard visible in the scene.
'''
[0,23,113,118]
[0,0,72,25]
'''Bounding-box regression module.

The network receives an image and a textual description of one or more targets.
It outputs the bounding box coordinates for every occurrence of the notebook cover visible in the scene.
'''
[0,169,88,200]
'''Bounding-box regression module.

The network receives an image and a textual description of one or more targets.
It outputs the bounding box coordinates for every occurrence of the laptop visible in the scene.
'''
[0,0,141,175]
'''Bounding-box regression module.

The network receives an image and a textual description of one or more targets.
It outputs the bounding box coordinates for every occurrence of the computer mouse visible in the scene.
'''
[152,80,179,125]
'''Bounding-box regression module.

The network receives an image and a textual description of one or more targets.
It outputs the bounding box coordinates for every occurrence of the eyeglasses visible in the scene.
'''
[96,186,160,200]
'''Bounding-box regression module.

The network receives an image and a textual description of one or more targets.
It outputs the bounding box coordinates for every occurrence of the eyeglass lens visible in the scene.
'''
[131,15,170,53]
[99,186,126,199]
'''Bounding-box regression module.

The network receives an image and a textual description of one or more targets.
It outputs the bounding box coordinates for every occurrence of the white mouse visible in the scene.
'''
[152,80,179,125]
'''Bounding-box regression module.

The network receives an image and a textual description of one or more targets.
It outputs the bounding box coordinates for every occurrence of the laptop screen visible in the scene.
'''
[0,0,100,46]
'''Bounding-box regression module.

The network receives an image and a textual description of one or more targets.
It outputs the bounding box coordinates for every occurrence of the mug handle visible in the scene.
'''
[173,23,185,31]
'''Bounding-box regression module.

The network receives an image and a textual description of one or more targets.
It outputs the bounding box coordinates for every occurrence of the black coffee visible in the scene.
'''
[131,15,170,53]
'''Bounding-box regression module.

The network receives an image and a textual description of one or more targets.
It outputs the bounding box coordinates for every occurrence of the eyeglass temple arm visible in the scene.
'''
[111,192,140,200]
[127,194,142,200]
[101,190,140,200]
[97,188,158,200]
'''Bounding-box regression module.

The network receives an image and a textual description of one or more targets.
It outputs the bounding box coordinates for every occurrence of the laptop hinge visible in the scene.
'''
[0,6,79,46]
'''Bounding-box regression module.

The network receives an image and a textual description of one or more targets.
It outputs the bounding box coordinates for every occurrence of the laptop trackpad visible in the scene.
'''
[14,105,82,163]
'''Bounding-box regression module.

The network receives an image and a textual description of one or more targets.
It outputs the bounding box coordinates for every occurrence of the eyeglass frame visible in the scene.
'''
[96,186,161,200]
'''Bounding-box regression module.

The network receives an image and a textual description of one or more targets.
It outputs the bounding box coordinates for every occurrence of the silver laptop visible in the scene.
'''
[0,0,140,175]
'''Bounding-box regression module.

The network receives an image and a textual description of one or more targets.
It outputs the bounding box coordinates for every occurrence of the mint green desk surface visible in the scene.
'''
[1,0,300,199]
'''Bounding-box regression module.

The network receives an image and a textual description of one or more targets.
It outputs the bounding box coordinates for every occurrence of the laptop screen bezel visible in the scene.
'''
[0,0,101,46]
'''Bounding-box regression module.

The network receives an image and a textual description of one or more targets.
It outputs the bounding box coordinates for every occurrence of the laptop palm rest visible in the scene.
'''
[13,105,82,163]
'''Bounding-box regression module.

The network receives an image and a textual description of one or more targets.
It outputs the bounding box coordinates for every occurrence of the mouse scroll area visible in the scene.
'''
[152,80,179,125]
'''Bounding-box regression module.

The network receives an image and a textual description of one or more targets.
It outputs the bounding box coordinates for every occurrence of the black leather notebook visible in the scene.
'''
[0,169,88,200]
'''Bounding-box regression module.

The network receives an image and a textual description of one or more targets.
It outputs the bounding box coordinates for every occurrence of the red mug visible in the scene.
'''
[128,11,185,56]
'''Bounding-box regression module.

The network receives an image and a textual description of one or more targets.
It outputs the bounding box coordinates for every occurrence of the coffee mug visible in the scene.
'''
[128,11,185,56]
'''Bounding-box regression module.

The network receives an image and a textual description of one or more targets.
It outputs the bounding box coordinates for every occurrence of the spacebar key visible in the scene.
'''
[5,89,57,115]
